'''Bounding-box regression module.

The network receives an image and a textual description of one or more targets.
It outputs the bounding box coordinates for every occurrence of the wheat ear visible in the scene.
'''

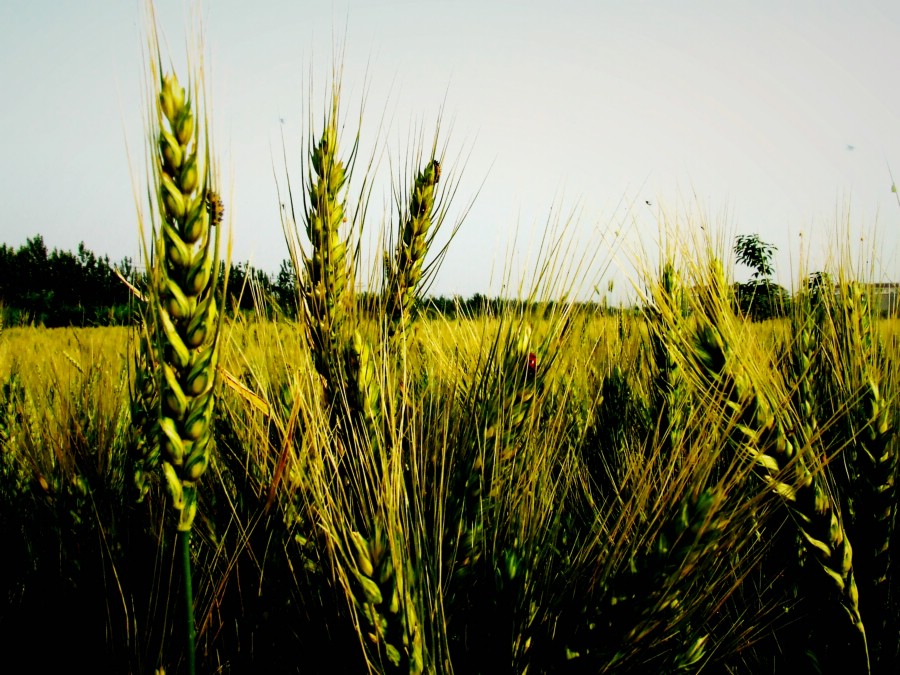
[384,159,441,343]
[646,260,688,460]
[348,527,425,673]
[301,95,351,392]
[152,71,222,533]
[130,323,160,501]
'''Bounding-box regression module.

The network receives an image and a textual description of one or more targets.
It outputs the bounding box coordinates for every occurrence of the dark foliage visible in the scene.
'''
[0,237,136,326]
[733,279,791,321]
[0,238,306,326]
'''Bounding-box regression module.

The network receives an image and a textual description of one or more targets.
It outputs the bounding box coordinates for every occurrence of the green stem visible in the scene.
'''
[180,528,196,675]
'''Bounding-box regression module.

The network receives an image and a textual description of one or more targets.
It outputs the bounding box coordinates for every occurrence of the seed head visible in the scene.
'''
[159,74,185,125]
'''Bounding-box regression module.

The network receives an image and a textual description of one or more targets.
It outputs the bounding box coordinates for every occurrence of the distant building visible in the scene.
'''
[870,283,900,316]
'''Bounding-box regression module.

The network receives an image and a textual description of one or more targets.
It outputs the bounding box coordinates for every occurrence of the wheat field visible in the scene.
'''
[0,4,898,673]
[1,293,898,673]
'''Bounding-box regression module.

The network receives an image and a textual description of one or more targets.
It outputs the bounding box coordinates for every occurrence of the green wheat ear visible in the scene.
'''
[385,158,441,343]
[349,527,425,674]
[301,95,352,393]
[130,323,160,502]
[342,328,384,460]
[151,70,223,532]
[646,260,688,459]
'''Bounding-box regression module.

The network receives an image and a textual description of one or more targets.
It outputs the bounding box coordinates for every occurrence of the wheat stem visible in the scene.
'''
[180,528,197,675]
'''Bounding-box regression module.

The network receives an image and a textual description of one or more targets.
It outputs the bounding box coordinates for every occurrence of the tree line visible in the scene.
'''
[0,237,302,327]
[0,234,839,329]
[0,237,629,328]
[0,236,134,327]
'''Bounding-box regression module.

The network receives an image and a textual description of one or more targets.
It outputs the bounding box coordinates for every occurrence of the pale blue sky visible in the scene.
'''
[1,1,899,301]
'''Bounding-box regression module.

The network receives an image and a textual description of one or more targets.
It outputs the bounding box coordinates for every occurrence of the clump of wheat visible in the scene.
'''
[566,488,725,672]
[823,280,897,667]
[0,371,31,500]
[282,96,459,673]
[448,322,539,579]
[691,262,869,667]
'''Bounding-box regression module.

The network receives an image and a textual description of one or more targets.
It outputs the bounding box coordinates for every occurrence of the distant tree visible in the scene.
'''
[425,295,461,318]
[466,293,488,316]
[734,234,776,280]
[273,258,299,318]
[733,234,784,320]
[18,236,52,323]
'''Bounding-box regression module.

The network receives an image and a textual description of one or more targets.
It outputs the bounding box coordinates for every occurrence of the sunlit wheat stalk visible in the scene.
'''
[141,17,225,666]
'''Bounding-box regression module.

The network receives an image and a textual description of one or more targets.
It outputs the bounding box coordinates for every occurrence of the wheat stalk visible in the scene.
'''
[140,22,224,668]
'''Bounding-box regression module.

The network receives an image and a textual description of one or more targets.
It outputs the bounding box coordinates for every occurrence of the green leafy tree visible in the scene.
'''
[733,234,785,320]
[734,233,776,280]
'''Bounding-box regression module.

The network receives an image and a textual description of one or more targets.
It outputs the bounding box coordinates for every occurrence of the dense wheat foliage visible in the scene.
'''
[1,290,898,672]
